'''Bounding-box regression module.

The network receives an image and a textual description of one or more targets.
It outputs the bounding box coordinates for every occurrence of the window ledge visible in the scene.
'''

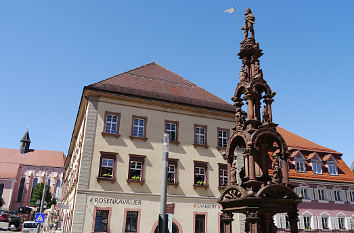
[169,141,180,145]
[96,177,116,183]
[334,201,344,204]
[127,179,145,185]
[216,147,226,151]
[193,144,209,149]
[193,184,209,189]
[101,132,120,138]
[318,200,329,203]
[129,136,148,141]
[302,199,311,202]
[218,185,227,190]
[167,182,179,187]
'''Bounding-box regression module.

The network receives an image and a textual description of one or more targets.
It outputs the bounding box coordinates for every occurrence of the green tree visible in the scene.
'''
[0,196,4,208]
[30,183,56,208]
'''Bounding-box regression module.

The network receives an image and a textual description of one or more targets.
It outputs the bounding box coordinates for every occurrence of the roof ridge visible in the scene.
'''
[88,62,158,87]
[153,62,196,86]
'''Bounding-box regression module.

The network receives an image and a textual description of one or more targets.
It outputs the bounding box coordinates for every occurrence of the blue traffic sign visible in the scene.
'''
[35,213,45,223]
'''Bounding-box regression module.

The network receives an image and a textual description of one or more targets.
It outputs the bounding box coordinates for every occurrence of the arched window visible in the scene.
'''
[0,183,4,198]
[30,178,38,200]
[55,179,61,194]
[16,177,26,203]
[47,178,51,187]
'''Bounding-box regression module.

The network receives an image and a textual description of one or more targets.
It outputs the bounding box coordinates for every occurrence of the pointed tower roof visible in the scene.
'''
[87,62,234,112]
[20,130,31,143]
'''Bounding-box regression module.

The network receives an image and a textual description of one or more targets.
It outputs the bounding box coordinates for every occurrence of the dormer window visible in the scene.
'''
[293,151,306,173]
[295,161,306,172]
[328,164,338,175]
[309,153,322,174]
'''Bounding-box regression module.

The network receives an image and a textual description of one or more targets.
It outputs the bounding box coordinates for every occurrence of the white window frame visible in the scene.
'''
[195,127,206,145]
[133,118,145,137]
[219,168,228,186]
[348,189,354,203]
[129,161,143,181]
[311,162,322,174]
[218,129,228,148]
[333,188,343,203]
[303,215,312,230]
[195,167,206,185]
[167,164,176,183]
[105,114,119,134]
[321,215,329,230]
[295,160,306,173]
[337,215,346,230]
[166,123,177,142]
[317,187,328,203]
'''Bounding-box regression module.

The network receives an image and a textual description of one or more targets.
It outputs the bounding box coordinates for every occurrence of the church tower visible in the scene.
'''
[19,130,31,154]
[218,8,301,233]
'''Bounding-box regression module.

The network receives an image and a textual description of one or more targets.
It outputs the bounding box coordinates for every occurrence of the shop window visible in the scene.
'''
[93,208,111,232]
[194,214,206,233]
[217,128,229,148]
[103,112,120,135]
[167,159,178,184]
[128,155,145,182]
[124,210,140,233]
[303,216,311,230]
[194,162,208,187]
[16,177,25,202]
[218,164,228,187]
[131,115,147,139]
[165,120,179,142]
[321,216,329,230]
[98,153,117,180]
[194,124,207,146]
[338,216,345,230]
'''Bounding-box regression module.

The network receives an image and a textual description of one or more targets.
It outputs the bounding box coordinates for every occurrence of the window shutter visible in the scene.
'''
[342,190,347,202]
[331,216,337,230]
[328,189,334,201]
[317,216,323,229]
[345,217,351,230]
[314,188,319,200]
[299,216,305,229]
[346,190,351,202]
[280,215,286,229]
[275,214,281,228]
[311,215,317,230]
[309,188,314,200]
[324,189,328,201]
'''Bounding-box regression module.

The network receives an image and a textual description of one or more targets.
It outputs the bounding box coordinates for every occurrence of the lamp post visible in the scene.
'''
[37,176,47,233]
[158,133,169,233]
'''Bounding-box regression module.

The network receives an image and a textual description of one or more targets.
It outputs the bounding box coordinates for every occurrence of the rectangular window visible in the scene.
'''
[194,162,208,186]
[218,164,228,187]
[124,211,139,233]
[98,153,117,179]
[304,216,311,230]
[217,128,229,148]
[334,190,342,202]
[131,116,147,138]
[328,164,338,175]
[350,191,354,202]
[312,162,322,174]
[165,120,178,142]
[194,124,207,146]
[93,208,110,232]
[338,217,345,229]
[322,216,329,229]
[295,161,305,172]
[167,160,178,184]
[318,189,327,201]
[301,188,309,200]
[104,112,120,135]
[195,214,206,233]
[285,216,290,229]
[128,155,145,182]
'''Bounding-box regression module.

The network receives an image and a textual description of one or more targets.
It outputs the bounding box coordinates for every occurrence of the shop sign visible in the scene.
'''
[193,203,221,209]
[90,197,142,206]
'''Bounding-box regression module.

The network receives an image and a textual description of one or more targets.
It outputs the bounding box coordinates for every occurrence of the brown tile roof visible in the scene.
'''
[0,148,65,168]
[87,62,234,112]
[276,127,340,154]
[0,163,19,179]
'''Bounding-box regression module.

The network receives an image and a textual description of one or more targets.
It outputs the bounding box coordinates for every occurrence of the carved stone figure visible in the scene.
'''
[230,159,237,184]
[242,8,255,39]
[253,61,263,79]
[271,159,282,184]
[239,66,247,82]
[262,104,270,123]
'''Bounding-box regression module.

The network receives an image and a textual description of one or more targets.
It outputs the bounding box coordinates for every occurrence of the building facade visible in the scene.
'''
[62,63,354,233]
[273,134,354,232]
[0,131,65,211]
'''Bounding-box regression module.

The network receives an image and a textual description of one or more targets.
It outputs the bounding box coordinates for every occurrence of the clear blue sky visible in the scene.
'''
[0,1,353,166]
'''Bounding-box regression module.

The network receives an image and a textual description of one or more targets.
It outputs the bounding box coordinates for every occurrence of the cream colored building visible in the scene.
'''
[61,62,244,233]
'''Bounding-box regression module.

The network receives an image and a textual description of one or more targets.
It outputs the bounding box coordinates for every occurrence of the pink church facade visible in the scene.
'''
[0,131,65,211]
